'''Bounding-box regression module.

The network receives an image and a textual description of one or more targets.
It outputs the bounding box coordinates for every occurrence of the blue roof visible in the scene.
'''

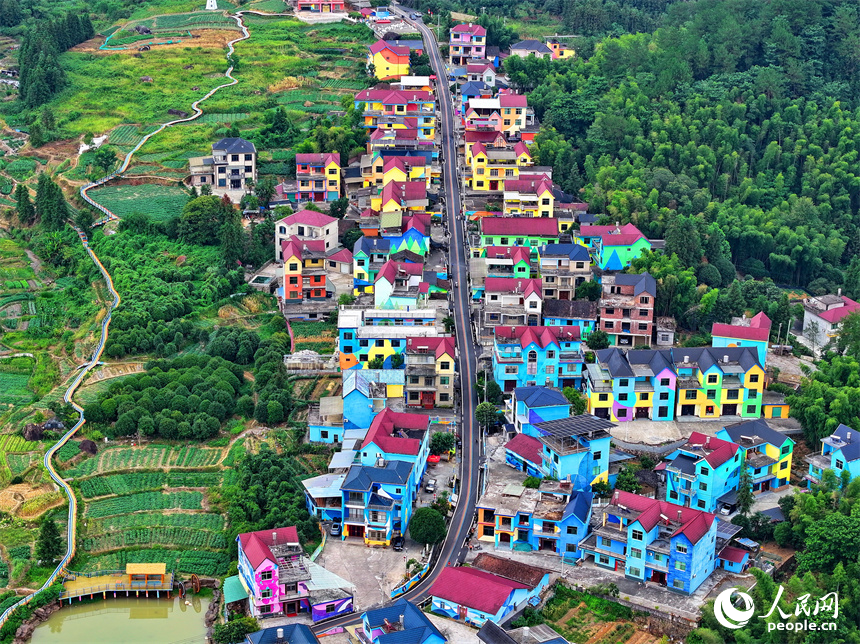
[540,243,590,262]
[355,236,391,256]
[562,490,593,523]
[461,81,490,96]
[515,386,569,409]
[578,213,598,224]
[365,598,445,644]
[246,624,319,644]
[342,460,413,491]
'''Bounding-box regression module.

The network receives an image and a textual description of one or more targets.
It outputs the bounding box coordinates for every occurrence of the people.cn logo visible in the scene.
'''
[714,588,756,629]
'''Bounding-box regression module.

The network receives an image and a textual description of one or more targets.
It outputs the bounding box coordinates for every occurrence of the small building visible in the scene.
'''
[367,40,411,81]
[294,152,341,202]
[577,223,651,271]
[655,317,676,347]
[717,546,750,574]
[664,432,741,512]
[342,368,405,429]
[340,460,415,545]
[404,336,456,408]
[492,325,585,391]
[504,433,544,477]
[503,177,554,219]
[466,62,497,86]
[275,210,339,254]
[804,423,860,487]
[293,0,344,12]
[597,273,656,348]
[542,299,598,339]
[308,395,344,443]
[430,565,535,627]
[537,243,592,301]
[302,472,345,522]
[717,418,794,495]
[188,137,257,194]
[449,23,486,66]
[509,40,552,59]
[802,292,860,350]
[481,277,543,333]
[236,526,310,618]
[357,598,446,644]
[547,38,575,59]
[712,312,771,366]
[374,260,428,310]
[533,414,613,484]
[505,386,570,437]
[479,217,559,254]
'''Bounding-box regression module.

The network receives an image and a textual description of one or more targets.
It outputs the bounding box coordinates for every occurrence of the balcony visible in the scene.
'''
[722,375,742,387]
[559,351,584,362]
[345,495,364,508]
[634,382,655,392]
[588,379,613,393]
[805,453,831,470]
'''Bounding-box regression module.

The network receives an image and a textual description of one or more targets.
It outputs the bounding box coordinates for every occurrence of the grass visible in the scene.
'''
[0,373,32,407]
[87,183,190,222]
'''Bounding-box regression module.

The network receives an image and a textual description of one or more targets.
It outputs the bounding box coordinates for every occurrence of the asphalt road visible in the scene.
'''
[311,10,480,633]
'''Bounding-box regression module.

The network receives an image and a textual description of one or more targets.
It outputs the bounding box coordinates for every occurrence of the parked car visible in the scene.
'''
[330,521,342,536]
[425,478,437,493]
[392,536,405,551]
[719,506,732,516]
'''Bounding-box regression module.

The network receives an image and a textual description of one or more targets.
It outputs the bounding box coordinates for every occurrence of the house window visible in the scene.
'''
[630,547,642,558]
[638,323,648,331]
[781,445,790,455]
[440,377,450,385]
[631,529,643,540]
[326,604,336,613]
[660,378,670,386]
[547,351,555,359]
[598,394,608,401]
[699,482,707,491]
[701,466,709,475]
[441,361,451,370]
[260,605,273,614]
[675,561,686,571]
[618,393,628,401]
[598,555,610,565]
[673,579,685,589]
[601,537,612,547]
[836,459,844,469]
[321,431,329,440]
[261,571,272,581]
[685,390,697,400]
[676,544,687,554]
[746,405,756,413]
[749,374,759,383]
[659,392,669,400]
[639,309,648,316]
[566,543,578,552]
[410,392,419,401]
[618,409,627,418]
[245,154,253,161]
[669,491,678,500]
[567,526,578,535]
[727,389,739,400]
[629,567,642,576]
[289,263,299,271]
[605,321,614,329]
[261,589,272,599]
[289,277,298,285]
[640,297,650,304]
[697,499,706,509]
[619,379,629,387]
[440,393,450,401]
[639,393,649,401]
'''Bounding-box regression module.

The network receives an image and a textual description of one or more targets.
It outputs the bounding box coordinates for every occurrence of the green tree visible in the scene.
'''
[328,196,349,219]
[836,312,860,360]
[796,512,860,574]
[523,476,541,489]
[92,146,118,174]
[179,195,222,245]
[266,400,284,424]
[614,465,641,493]
[338,293,357,306]
[74,208,93,231]
[562,386,587,415]
[737,467,754,516]
[429,432,456,455]
[442,316,455,333]
[14,184,35,225]
[36,517,62,563]
[255,175,277,210]
[587,330,610,350]
[408,507,446,545]
[390,353,404,369]
[212,617,260,644]
[475,401,499,430]
[576,280,601,301]
[367,356,384,369]
[219,204,245,268]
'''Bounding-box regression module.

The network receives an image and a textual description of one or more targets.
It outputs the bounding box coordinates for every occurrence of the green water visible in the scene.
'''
[30,596,210,644]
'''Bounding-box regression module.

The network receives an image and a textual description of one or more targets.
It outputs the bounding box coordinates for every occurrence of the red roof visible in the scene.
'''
[505,433,543,466]
[355,88,434,104]
[579,223,645,246]
[295,152,339,167]
[711,323,770,342]
[380,180,427,204]
[383,155,427,171]
[683,431,739,468]
[431,566,526,614]
[464,130,506,145]
[513,141,531,157]
[361,408,428,455]
[719,546,749,564]
[376,259,423,283]
[405,336,456,359]
[371,128,420,141]
[481,217,558,236]
[484,277,542,298]
[369,40,410,57]
[278,210,336,228]
[238,526,300,569]
[609,491,716,545]
[402,213,431,236]
[466,63,494,73]
[327,247,353,263]
[494,325,581,349]
[499,93,528,108]
[503,178,551,195]
[812,296,860,323]
[484,246,531,265]
[451,23,486,35]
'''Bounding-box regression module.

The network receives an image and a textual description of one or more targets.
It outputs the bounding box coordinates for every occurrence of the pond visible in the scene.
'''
[30,595,210,644]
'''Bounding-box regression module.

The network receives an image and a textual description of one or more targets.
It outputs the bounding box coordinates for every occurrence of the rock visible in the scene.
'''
[140,76,153,83]
[23,424,43,441]
[80,439,98,455]
[13,601,61,644]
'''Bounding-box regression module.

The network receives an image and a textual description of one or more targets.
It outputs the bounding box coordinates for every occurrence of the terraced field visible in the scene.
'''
[85,184,190,222]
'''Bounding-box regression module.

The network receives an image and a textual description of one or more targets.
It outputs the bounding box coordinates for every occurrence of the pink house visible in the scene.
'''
[237,526,311,618]
[449,23,486,66]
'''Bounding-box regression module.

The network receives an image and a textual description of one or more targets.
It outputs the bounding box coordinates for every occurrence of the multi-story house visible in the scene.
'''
[534,415,613,485]
[547,38,576,59]
[361,153,429,188]
[294,0,344,12]
[352,237,392,295]
[466,62,497,86]
[712,312,771,366]
[302,473,345,522]
[586,348,677,422]
[578,223,651,271]
[366,180,428,234]
[280,240,330,304]
[342,368,405,430]
[357,599,446,644]
[373,260,427,310]
[237,526,310,618]
[355,89,436,140]
[337,307,442,370]
[394,73,431,91]
[804,423,860,487]
[188,137,256,194]
[404,336,456,408]
[537,243,592,301]
[367,39,410,81]
[673,347,764,420]
[449,23,486,66]
[717,419,794,495]
[802,291,860,350]
[286,152,341,202]
[502,177,553,218]
[480,277,543,334]
[276,210,339,254]
[462,129,507,158]
[466,141,533,191]
[663,432,741,512]
[368,128,436,158]
[358,408,430,474]
[478,217,559,254]
[504,385,569,436]
[542,299,598,339]
[580,490,719,594]
[509,40,552,59]
[459,81,493,114]
[340,460,415,545]
[492,325,585,391]
[478,246,532,281]
[598,273,656,347]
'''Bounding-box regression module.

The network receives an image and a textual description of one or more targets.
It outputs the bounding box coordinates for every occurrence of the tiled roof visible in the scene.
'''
[451,23,486,35]
[494,325,581,349]
[515,386,569,409]
[376,260,424,284]
[543,299,598,320]
[214,137,256,154]
[609,490,717,545]
[380,180,427,204]
[354,236,390,255]
[498,93,528,107]
[341,460,413,491]
[364,599,444,643]
[719,546,749,564]
[562,490,593,523]
[829,424,860,462]
[811,296,860,323]
[504,177,550,195]
[484,246,531,265]
[484,277,542,298]
[360,408,428,455]
[504,433,543,466]
[279,209,336,228]
[472,552,550,587]
[371,127,421,141]
[405,336,455,359]
[481,217,559,236]
[430,566,526,614]
[510,39,552,54]
[539,243,590,261]
[369,39,410,56]
[355,88,434,104]
[681,431,739,468]
[579,222,645,243]
[613,272,656,296]
[247,624,319,644]
[720,418,791,450]
[327,247,353,263]
[238,526,300,568]
[295,152,339,166]
[711,322,770,342]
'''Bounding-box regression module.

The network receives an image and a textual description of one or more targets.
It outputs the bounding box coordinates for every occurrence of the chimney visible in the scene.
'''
[272,531,277,544]
[684,355,689,363]
[523,626,530,640]
[724,355,729,363]
[277,628,284,639]
[848,431,852,441]
[677,510,682,520]
[838,287,842,297]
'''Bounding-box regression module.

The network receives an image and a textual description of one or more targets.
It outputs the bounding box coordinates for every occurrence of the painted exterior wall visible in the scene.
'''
[309,424,343,444]
[493,336,584,392]
[712,334,769,367]
[665,449,742,512]
[597,238,651,271]
[310,596,353,621]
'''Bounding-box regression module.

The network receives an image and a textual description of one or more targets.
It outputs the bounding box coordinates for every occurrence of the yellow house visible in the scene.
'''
[503,176,554,218]
[717,419,795,491]
[367,40,410,81]
[547,39,575,59]
[369,180,428,230]
[354,88,436,140]
[382,156,430,187]
[468,140,533,191]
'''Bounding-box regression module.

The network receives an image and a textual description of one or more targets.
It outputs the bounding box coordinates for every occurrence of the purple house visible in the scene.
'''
[237,526,354,622]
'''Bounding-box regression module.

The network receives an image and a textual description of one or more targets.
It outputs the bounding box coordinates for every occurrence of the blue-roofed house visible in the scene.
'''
[357,598,446,644]
[542,299,599,339]
[460,80,492,111]
[556,488,593,559]
[340,460,415,545]
[246,624,320,644]
[717,418,794,494]
[302,473,345,522]
[353,236,391,295]
[805,423,860,487]
[663,432,741,512]
[506,386,570,437]
[357,409,431,488]
[342,368,406,430]
[537,243,592,301]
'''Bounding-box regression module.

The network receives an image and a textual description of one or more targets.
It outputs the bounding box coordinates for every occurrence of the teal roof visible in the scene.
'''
[223,575,249,604]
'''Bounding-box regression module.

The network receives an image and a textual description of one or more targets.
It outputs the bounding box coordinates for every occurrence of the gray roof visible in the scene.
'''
[478,621,516,644]
[596,348,634,378]
[562,490,592,523]
[614,272,656,296]
[539,243,590,261]
[341,460,412,491]
[214,137,256,154]
[760,507,785,522]
[831,423,860,461]
[543,299,598,321]
[511,39,552,54]
[721,418,793,450]
[534,414,615,439]
[365,598,445,644]
[668,453,699,475]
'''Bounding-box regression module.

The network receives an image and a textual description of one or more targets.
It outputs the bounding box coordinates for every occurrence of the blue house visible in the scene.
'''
[492,326,585,392]
[504,433,544,477]
[542,299,598,339]
[805,423,860,487]
[717,418,794,494]
[662,431,741,513]
[302,472,345,522]
[342,369,406,430]
[533,415,614,486]
[340,460,414,546]
[308,396,344,444]
[357,408,430,493]
[506,386,570,437]
[357,598,446,644]
[718,546,750,574]
[581,490,718,594]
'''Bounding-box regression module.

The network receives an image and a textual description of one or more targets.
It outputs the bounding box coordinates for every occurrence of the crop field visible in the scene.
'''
[79,471,222,498]
[83,548,230,576]
[87,184,189,222]
[195,112,250,123]
[62,444,225,478]
[247,0,286,10]
[84,490,204,518]
[130,11,241,32]
[0,374,31,407]
[108,124,143,146]
[6,453,37,476]
[82,526,228,551]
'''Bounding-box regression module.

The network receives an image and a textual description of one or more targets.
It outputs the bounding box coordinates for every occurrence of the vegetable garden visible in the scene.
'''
[62,444,226,478]
[86,184,190,222]
[84,490,204,518]
[79,471,221,498]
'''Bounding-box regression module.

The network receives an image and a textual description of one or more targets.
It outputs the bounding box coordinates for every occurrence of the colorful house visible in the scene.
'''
[673,347,764,420]
[492,325,584,392]
[337,307,442,370]
[368,180,428,233]
[504,433,545,478]
[542,299,598,339]
[384,213,432,256]
[717,418,794,494]
[804,423,860,487]
[503,177,554,218]
[368,127,436,157]
[466,141,532,191]
[294,152,341,202]
[362,154,430,188]
[374,260,427,310]
[342,368,405,429]
[355,89,436,139]
[367,40,410,81]
[449,23,486,66]
[340,460,415,545]
[534,414,613,485]
[547,38,575,59]
[578,223,651,271]
[404,336,456,408]
[597,273,656,348]
[308,395,343,443]
[236,526,310,618]
[358,408,430,480]
[480,246,532,281]
[663,432,741,512]
[275,209,339,252]
[581,490,719,594]
[357,599,446,644]
[480,277,543,333]
[802,293,860,349]
[712,312,771,367]
[353,236,392,295]
[537,244,592,300]
[280,239,330,303]
[505,385,570,437]
[479,217,559,253]
[586,349,677,422]
[302,473,345,522]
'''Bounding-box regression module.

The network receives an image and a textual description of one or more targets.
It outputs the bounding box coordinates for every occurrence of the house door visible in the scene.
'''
[650,571,666,586]
[595,408,610,419]
[635,407,649,419]
[681,405,695,416]
[489,180,499,190]
[723,404,737,416]
[285,601,299,616]
[421,391,435,409]
[539,538,556,552]
[761,480,771,492]
[559,291,570,300]
[517,530,529,542]
[499,533,511,544]
[230,179,242,189]
[458,605,467,620]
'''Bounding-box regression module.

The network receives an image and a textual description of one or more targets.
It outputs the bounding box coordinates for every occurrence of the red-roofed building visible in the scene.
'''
[480,278,543,334]
[237,526,311,618]
[504,433,544,476]
[373,259,428,309]
[367,40,410,81]
[803,292,860,351]
[359,408,431,474]
[449,23,486,65]
[664,432,741,513]
[581,490,720,594]
[712,311,772,366]
[354,89,436,140]
[492,326,584,390]
[718,546,751,573]
[275,209,339,251]
[430,565,548,626]
[404,336,457,408]
[288,152,341,202]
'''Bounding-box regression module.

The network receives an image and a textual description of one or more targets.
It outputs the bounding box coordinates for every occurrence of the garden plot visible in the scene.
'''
[87,184,190,222]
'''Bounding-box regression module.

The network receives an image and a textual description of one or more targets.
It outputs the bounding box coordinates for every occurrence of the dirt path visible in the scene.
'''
[24,250,41,274]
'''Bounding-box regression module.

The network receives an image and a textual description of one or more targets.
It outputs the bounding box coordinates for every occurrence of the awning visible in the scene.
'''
[736,537,760,549]
[223,575,249,604]
[427,454,441,463]
[718,489,738,504]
